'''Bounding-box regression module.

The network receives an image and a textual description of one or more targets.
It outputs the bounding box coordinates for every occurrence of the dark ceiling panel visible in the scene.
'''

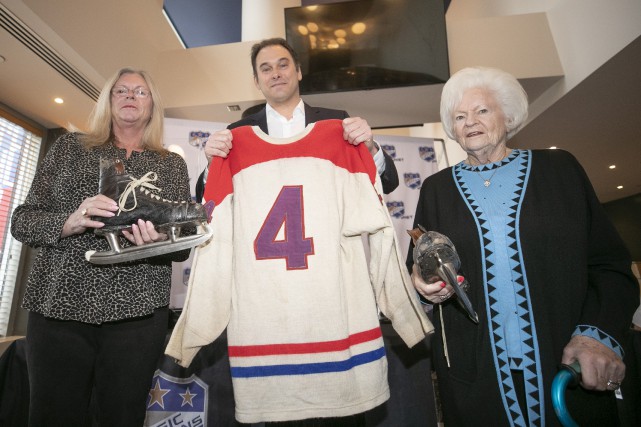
[163,0,241,48]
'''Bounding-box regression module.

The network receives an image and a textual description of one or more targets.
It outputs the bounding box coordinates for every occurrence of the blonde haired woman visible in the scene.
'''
[12,67,192,426]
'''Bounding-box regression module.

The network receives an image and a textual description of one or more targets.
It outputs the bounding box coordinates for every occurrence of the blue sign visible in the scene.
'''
[404,173,421,189]
[381,144,396,159]
[386,201,405,218]
[419,146,436,162]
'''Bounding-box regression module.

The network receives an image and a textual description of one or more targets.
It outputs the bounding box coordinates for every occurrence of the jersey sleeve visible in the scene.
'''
[343,145,433,347]
[165,157,234,367]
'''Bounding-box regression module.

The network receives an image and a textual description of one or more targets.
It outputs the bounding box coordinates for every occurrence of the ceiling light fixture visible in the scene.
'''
[608,165,616,169]
[617,185,623,189]
[352,22,366,35]
[549,146,557,149]
[227,105,241,112]
[54,97,64,104]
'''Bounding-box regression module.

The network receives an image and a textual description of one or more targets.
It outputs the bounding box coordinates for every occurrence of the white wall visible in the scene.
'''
[446,0,641,123]
[403,0,641,171]
[529,0,641,121]
[241,0,301,41]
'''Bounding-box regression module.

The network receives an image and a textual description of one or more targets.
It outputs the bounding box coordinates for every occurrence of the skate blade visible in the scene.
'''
[85,225,212,265]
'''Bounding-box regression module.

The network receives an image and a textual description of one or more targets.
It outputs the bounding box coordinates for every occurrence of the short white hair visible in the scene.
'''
[440,67,528,141]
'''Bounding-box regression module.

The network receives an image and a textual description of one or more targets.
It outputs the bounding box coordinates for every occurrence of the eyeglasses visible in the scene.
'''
[111,86,151,98]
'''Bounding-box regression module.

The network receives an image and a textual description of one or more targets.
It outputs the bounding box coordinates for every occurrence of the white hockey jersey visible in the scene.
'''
[166,119,433,423]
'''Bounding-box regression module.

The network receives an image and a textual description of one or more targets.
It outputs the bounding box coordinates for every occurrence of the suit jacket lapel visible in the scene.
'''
[253,109,268,133]
[304,102,319,126]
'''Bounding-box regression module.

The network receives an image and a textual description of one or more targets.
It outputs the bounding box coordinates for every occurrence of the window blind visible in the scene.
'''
[0,115,43,336]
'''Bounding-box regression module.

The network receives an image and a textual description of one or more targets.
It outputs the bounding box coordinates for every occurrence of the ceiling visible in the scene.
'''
[513,35,641,204]
[0,0,640,203]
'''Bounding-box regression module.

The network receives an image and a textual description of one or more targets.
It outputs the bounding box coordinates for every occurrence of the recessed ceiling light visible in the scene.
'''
[352,22,366,35]
[54,97,64,104]
[549,146,557,149]
[608,165,616,169]
[617,185,623,189]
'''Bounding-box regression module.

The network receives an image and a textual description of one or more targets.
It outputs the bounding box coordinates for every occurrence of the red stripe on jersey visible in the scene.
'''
[228,327,383,357]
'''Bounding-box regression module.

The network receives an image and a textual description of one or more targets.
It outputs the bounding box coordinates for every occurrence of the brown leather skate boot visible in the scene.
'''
[85,158,213,265]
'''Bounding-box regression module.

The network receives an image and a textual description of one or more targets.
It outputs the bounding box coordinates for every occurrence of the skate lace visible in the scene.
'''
[118,171,163,214]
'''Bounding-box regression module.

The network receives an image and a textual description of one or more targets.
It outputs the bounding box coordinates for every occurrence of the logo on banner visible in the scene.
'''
[386,201,405,218]
[145,370,207,427]
[404,172,421,189]
[182,267,191,286]
[381,144,396,159]
[419,146,436,162]
[189,131,211,149]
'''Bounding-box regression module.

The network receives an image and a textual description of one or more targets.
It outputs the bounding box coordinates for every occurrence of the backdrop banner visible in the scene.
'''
[378,134,439,259]
[163,118,227,309]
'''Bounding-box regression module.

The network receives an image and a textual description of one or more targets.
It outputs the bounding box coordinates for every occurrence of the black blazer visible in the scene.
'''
[195,103,399,202]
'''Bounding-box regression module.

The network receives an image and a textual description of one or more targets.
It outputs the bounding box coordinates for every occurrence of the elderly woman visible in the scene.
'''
[408,67,638,426]
[11,67,193,426]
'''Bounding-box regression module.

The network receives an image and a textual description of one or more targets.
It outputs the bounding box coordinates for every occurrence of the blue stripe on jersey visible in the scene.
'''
[231,346,386,378]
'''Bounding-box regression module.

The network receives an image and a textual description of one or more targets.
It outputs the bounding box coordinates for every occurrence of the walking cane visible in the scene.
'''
[551,361,581,427]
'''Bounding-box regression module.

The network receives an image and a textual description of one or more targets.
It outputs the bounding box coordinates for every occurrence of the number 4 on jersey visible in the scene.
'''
[254,186,314,269]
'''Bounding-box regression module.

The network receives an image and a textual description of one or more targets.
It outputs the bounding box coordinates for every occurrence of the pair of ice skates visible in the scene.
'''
[85,158,212,264]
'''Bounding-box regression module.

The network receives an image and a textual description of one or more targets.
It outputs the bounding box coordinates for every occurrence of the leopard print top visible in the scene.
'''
[11,132,192,324]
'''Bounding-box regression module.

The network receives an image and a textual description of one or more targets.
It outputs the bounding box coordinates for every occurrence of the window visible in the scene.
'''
[0,111,43,336]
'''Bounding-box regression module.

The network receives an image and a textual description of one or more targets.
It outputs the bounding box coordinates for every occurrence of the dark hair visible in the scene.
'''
[250,38,300,78]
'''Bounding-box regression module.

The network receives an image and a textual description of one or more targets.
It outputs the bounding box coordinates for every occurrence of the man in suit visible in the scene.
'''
[195,37,399,203]
[189,38,402,426]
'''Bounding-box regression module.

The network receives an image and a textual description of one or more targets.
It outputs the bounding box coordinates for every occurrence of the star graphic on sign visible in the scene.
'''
[180,387,197,407]
[147,379,170,409]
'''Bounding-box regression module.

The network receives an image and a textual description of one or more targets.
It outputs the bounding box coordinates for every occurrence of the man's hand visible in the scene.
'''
[342,117,378,156]
[204,129,234,160]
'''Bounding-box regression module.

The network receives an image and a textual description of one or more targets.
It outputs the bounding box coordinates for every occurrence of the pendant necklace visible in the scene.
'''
[477,167,499,187]
[475,148,508,187]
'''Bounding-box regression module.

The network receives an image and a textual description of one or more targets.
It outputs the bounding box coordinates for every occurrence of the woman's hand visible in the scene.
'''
[410,264,464,303]
[60,195,118,238]
[561,335,625,391]
[122,219,168,246]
